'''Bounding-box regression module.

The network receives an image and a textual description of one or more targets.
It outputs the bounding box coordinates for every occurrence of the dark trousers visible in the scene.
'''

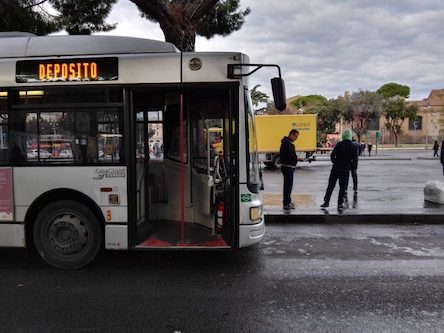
[281,166,295,206]
[351,168,358,191]
[344,169,358,204]
[323,168,349,206]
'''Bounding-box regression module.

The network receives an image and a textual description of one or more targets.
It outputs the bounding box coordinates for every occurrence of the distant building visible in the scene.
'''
[268,95,304,114]
[283,90,444,145]
[363,89,444,145]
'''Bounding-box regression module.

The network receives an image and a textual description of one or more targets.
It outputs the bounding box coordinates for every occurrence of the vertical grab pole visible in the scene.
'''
[179,93,185,244]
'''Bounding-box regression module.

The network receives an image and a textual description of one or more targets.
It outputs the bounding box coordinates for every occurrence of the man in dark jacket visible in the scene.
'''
[280,129,303,210]
[320,129,358,210]
[441,139,444,174]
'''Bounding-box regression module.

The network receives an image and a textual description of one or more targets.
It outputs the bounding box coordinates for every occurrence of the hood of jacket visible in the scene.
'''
[281,136,291,144]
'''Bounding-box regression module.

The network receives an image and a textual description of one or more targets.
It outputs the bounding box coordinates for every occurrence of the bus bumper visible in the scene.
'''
[239,219,265,247]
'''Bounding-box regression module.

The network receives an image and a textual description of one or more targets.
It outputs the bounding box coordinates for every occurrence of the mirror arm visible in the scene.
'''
[227,64,282,79]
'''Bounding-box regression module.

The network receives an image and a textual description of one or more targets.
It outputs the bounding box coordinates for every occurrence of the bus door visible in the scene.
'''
[188,88,237,247]
[131,88,236,248]
[132,91,167,243]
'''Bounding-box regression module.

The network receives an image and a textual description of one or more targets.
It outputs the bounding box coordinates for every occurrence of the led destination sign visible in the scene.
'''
[16,57,118,83]
[39,62,98,80]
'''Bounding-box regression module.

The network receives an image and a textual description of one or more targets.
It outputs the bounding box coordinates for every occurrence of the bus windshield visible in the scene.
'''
[245,87,260,193]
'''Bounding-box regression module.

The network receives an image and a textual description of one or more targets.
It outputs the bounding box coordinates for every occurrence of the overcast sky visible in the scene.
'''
[98,0,444,101]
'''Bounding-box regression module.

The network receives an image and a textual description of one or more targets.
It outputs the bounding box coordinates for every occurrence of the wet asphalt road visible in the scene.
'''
[2,223,444,332]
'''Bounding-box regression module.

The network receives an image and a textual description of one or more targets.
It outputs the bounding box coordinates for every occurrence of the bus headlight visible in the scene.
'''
[249,205,263,222]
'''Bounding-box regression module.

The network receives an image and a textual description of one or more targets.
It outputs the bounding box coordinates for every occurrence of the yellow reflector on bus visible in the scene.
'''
[249,206,263,222]
[106,210,112,222]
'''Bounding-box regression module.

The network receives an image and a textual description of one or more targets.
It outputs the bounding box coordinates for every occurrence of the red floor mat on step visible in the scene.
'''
[138,235,228,247]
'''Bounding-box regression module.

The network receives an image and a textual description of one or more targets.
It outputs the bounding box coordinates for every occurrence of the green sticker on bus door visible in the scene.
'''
[241,194,251,202]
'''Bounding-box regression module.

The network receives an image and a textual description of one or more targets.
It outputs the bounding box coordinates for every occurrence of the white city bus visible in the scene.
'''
[0,32,286,268]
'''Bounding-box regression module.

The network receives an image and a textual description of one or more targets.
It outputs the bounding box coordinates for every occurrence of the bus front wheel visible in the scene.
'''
[33,200,102,269]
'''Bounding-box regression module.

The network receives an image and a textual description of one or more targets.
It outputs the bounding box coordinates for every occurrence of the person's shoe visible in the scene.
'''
[337,204,344,211]
[288,202,295,208]
[283,204,295,210]
[320,202,329,208]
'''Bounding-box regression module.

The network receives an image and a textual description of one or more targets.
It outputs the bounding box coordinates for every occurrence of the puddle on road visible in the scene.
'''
[263,193,316,207]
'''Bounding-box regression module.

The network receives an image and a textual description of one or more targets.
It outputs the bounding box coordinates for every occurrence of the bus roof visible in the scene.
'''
[0,34,179,58]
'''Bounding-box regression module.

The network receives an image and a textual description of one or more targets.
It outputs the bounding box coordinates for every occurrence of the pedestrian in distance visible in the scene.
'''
[367,142,373,156]
[280,129,304,210]
[360,142,365,156]
[441,139,444,175]
[433,140,439,157]
[320,129,359,211]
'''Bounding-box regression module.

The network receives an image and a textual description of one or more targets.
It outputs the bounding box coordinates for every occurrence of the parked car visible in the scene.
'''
[27,149,52,159]
[27,150,37,159]
[59,150,73,158]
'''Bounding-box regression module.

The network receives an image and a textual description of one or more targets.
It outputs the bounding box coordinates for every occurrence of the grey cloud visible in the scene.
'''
[100,0,444,101]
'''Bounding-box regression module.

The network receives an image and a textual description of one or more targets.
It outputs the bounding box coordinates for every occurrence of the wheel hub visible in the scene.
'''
[48,214,88,255]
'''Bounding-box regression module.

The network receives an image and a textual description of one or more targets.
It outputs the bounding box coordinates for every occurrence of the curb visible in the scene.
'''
[310,156,412,162]
[265,213,444,224]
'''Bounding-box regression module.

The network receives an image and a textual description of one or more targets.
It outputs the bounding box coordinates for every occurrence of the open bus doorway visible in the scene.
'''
[131,87,236,248]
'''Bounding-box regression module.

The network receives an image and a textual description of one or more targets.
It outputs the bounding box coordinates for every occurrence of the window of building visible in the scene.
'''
[409,116,422,130]
[368,117,380,130]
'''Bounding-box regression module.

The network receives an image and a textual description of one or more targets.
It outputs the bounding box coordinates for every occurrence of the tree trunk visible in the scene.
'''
[129,0,219,51]
[160,20,196,51]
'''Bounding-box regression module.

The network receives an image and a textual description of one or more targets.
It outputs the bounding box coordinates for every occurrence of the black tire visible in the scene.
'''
[263,161,274,169]
[272,155,281,169]
[33,200,102,269]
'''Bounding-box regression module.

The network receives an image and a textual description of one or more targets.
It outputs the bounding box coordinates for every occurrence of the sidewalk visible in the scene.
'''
[263,149,444,224]
[264,202,444,224]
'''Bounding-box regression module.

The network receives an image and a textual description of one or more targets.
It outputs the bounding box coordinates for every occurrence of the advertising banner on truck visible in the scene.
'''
[0,167,13,221]
[256,114,317,153]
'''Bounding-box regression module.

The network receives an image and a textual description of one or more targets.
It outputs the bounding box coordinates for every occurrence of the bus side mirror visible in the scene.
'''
[271,77,286,111]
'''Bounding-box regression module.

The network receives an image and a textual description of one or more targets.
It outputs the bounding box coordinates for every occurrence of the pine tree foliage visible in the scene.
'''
[0,0,117,35]
[51,0,117,35]
[129,0,250,51]
[197,0,250,39]
[0,0,58,34]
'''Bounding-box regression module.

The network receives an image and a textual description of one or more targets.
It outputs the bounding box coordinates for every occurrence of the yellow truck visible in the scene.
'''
[256,114,317,168]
